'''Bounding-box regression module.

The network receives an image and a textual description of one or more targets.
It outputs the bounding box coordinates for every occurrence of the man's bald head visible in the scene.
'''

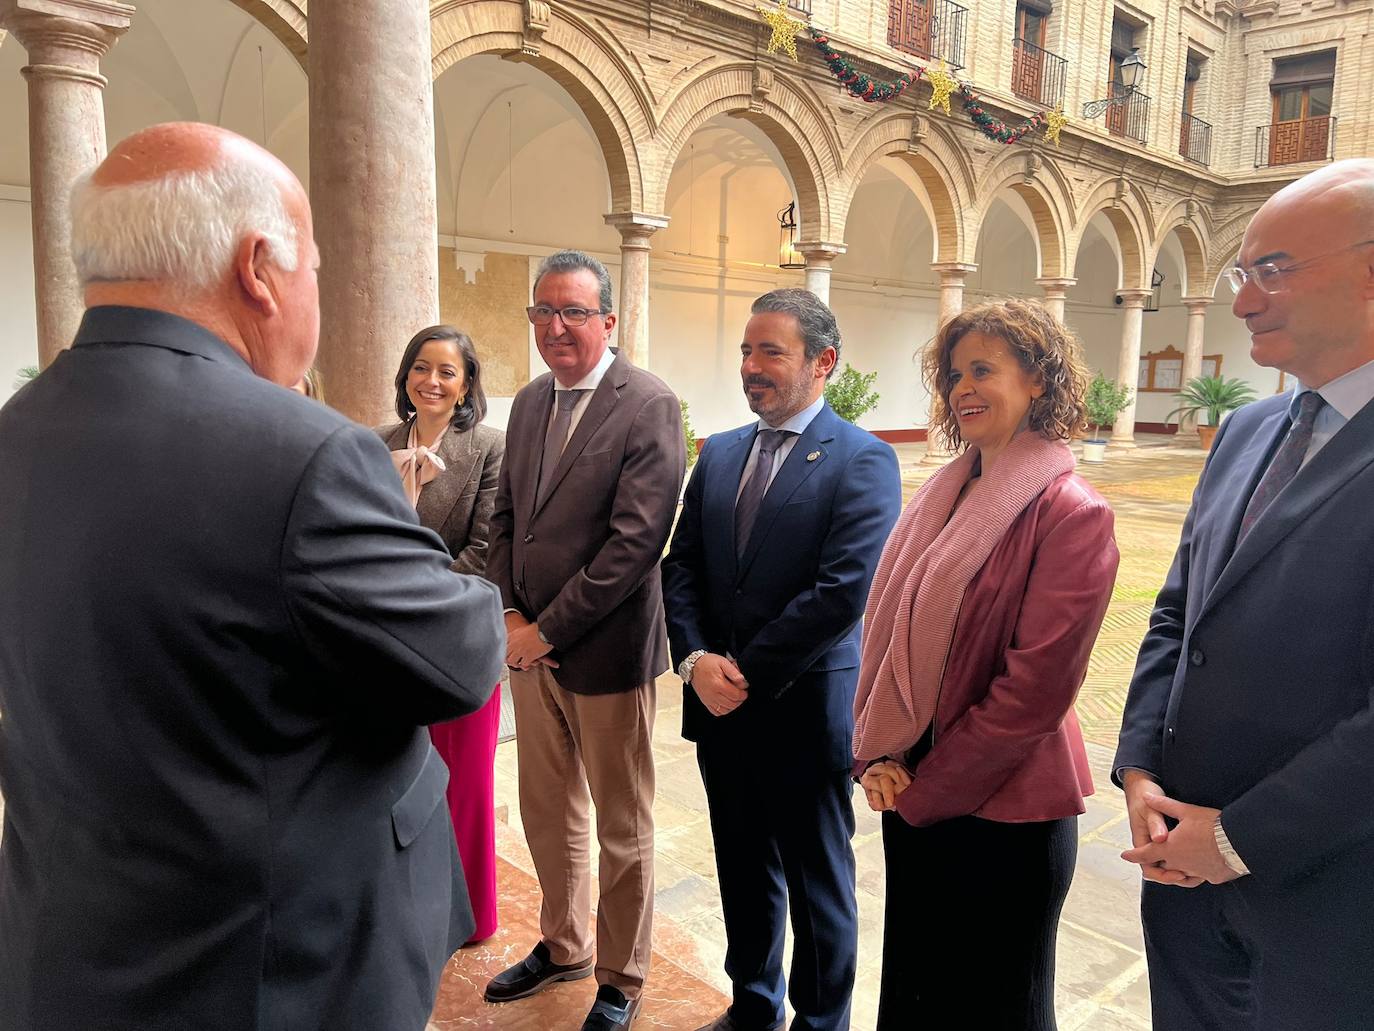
[1249,158,1374,256]
[73,123,320,387]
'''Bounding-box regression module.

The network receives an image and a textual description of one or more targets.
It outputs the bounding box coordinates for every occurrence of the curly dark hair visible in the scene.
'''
[922,298,1088,451]
[393,325,487,432]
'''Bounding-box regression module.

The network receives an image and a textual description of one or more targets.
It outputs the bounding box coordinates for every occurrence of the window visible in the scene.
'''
[1011,1,1064,106]
[1179,51,1211,164]
[1268,50,1335,165]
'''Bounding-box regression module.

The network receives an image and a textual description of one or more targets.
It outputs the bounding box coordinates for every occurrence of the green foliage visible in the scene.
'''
[680,398,698,467]
[1083,372,1133,440]
[824,363,881,424]
[1165,375,1258,428]
[12,365,39,391]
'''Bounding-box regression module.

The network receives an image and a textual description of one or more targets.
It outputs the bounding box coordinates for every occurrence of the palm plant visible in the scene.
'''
[13,365,39,391]
[1165,375,1257,428]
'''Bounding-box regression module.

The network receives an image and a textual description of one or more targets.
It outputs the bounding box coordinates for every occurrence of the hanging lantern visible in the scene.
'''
[778,201,806,269]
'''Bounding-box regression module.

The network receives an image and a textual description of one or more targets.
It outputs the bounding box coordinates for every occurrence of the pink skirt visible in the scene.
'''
[428,685,500,943]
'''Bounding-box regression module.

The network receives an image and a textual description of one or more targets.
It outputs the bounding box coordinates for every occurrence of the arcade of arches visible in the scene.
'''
[2,0,1366,444]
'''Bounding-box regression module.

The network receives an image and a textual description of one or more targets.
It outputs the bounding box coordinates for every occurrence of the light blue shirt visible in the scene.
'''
[736,394,826,500]
[1295,357,1374,465]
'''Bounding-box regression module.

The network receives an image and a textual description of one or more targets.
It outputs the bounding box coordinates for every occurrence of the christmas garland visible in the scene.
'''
[811,29,919,103]
[958,82,1046,144]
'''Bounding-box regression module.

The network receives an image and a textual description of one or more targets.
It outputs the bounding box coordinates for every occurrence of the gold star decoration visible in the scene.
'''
[1043,105,1068,146]
[926,60,958,115]
[758,0,806,61]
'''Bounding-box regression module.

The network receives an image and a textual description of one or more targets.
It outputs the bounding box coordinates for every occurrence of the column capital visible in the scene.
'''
[1,0,132,53]
[1117,288,1153,308]
[931,261,977,287]
[603,210,669,243]
[1181,295,1214,312]
[795,240,846,264]
[1035,276,1077,293]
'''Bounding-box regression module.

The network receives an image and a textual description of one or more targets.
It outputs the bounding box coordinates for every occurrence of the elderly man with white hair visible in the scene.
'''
[0,123,505,1030]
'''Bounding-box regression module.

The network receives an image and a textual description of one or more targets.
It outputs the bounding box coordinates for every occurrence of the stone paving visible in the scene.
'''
[482,435,1205,1031]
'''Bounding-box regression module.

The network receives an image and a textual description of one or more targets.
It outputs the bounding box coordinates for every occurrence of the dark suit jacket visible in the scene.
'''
[0,307,506,1031]
[487,351,685,695]
[661,403,902,771]
[377,420,505,576]
[1116,391,1374,888]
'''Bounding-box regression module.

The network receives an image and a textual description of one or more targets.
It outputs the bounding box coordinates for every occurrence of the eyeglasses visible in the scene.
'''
[1226,240,1374,295]
[526,305,609,327]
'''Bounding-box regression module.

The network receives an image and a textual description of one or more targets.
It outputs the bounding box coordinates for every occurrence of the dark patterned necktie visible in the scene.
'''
[735,429,790,557]
[1236,390,1324,545]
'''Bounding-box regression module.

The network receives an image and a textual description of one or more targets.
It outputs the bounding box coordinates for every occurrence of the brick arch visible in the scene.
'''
[650,65,840,240]
[430,1,648,213]
[225,0,307,67]
[969,157,1073,278]
[1206,206,1264,288]
[833,113,973,263]
[1152,204,1211,297]
[1071,177,1151,290]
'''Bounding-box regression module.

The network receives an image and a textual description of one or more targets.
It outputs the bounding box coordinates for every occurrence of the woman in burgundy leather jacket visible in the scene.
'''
[853,299,1119,1030]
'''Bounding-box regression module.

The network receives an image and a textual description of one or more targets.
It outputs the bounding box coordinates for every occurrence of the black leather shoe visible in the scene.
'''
[581,985,641,1031]
[483,941,594,1002]
[694,1011,785,1031]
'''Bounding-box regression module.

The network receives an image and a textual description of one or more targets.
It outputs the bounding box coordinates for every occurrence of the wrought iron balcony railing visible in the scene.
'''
[1179,111,1212,165]
[1255,115,1336,167]
[786,0,812,15]
[1011,37,1066,109]
[1096,82,1150,143]
[886,0,968,71]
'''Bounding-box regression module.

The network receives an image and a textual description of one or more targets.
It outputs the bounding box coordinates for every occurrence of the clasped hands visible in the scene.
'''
[691,654,749,717]
[1119,770,1241,887]
[505,611,559,671]
[860,760,911,813]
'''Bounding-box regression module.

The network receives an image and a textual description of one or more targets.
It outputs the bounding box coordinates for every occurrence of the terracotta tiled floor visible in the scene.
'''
[438,438,1207,1030]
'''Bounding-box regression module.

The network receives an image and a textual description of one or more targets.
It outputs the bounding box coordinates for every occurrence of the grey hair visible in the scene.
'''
[750,288,842,379]
[70,160,299,292]
[532,249,614,313]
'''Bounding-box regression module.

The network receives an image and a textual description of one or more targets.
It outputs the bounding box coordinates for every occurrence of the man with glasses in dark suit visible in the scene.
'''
[484,250,685,1031]
[1116,159,1374,1030]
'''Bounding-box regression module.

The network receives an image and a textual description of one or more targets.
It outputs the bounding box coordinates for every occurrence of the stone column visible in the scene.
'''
[309,0,438,427]
[796,242,846,305]
[604,211,668,368]
[923,262,978,464]
[1175,296,1212,444]
[1,0,132,368]
[1111,289,1153,448]
[1035,277,1077,323]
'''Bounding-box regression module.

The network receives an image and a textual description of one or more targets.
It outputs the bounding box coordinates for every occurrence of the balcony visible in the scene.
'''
[1104,83,1150,143]
[1011,37,1066,108]
[1255,116,1336,167]
[786,0,811,14]
[1179,111,1212,166]
[886,0,968,70]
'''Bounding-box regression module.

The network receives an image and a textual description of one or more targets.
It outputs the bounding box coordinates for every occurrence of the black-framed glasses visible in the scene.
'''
[526,305,609,327]
[1226,239,1374,296]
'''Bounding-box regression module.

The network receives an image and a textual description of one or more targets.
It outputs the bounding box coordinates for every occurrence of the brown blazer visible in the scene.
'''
[376,420,505,577]
[488,351,686,695]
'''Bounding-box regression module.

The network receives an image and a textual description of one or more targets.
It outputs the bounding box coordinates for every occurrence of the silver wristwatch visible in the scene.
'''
[678,649,707,683]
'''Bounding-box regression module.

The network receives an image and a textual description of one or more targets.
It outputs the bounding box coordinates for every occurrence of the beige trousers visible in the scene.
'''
[509,664,656,999]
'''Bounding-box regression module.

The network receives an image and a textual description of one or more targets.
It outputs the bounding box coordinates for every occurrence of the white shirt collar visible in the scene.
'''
[1296,357,1374,422]
[554,346,616,391]
[758,393,825,435]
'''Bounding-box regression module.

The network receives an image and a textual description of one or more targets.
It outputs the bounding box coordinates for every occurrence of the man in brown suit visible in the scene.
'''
[484,250,686,1031]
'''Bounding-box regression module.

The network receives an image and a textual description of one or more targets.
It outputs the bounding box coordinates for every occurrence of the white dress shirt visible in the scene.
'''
[735,394,825,502]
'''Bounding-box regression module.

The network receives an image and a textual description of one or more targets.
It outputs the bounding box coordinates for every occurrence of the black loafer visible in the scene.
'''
[694,1011,784,1031]
[483,941,594,1002]
[581,985,641,1031]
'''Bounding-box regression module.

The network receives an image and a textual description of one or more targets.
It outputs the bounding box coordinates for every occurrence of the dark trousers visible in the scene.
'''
[697,742,857,1031]
[876,811,1077,1031]
[1141,875,1374,1031]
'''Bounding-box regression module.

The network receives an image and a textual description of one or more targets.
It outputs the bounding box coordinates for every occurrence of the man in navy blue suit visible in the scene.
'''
[1115,159,1374,1029]
[662,288,901,1031]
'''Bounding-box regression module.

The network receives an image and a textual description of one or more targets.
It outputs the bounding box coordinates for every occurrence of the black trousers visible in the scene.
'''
[876,811,1078,1031]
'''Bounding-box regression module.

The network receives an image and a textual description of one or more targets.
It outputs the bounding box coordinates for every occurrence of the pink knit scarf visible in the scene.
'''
[852,431,1075,761]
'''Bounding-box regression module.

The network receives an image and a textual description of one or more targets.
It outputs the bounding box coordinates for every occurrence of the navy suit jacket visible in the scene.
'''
[662,403,901,772]
[0,307,505,1031]
[1116,390,1374,888]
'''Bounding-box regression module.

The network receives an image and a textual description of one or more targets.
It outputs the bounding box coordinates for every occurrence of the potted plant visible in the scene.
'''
[680,398,699,468]
[1165,374,1257,450]
[1082,372,1132,463]
[824,363,881,424]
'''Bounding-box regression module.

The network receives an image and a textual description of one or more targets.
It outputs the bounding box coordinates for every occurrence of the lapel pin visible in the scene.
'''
[806,450,821,462]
